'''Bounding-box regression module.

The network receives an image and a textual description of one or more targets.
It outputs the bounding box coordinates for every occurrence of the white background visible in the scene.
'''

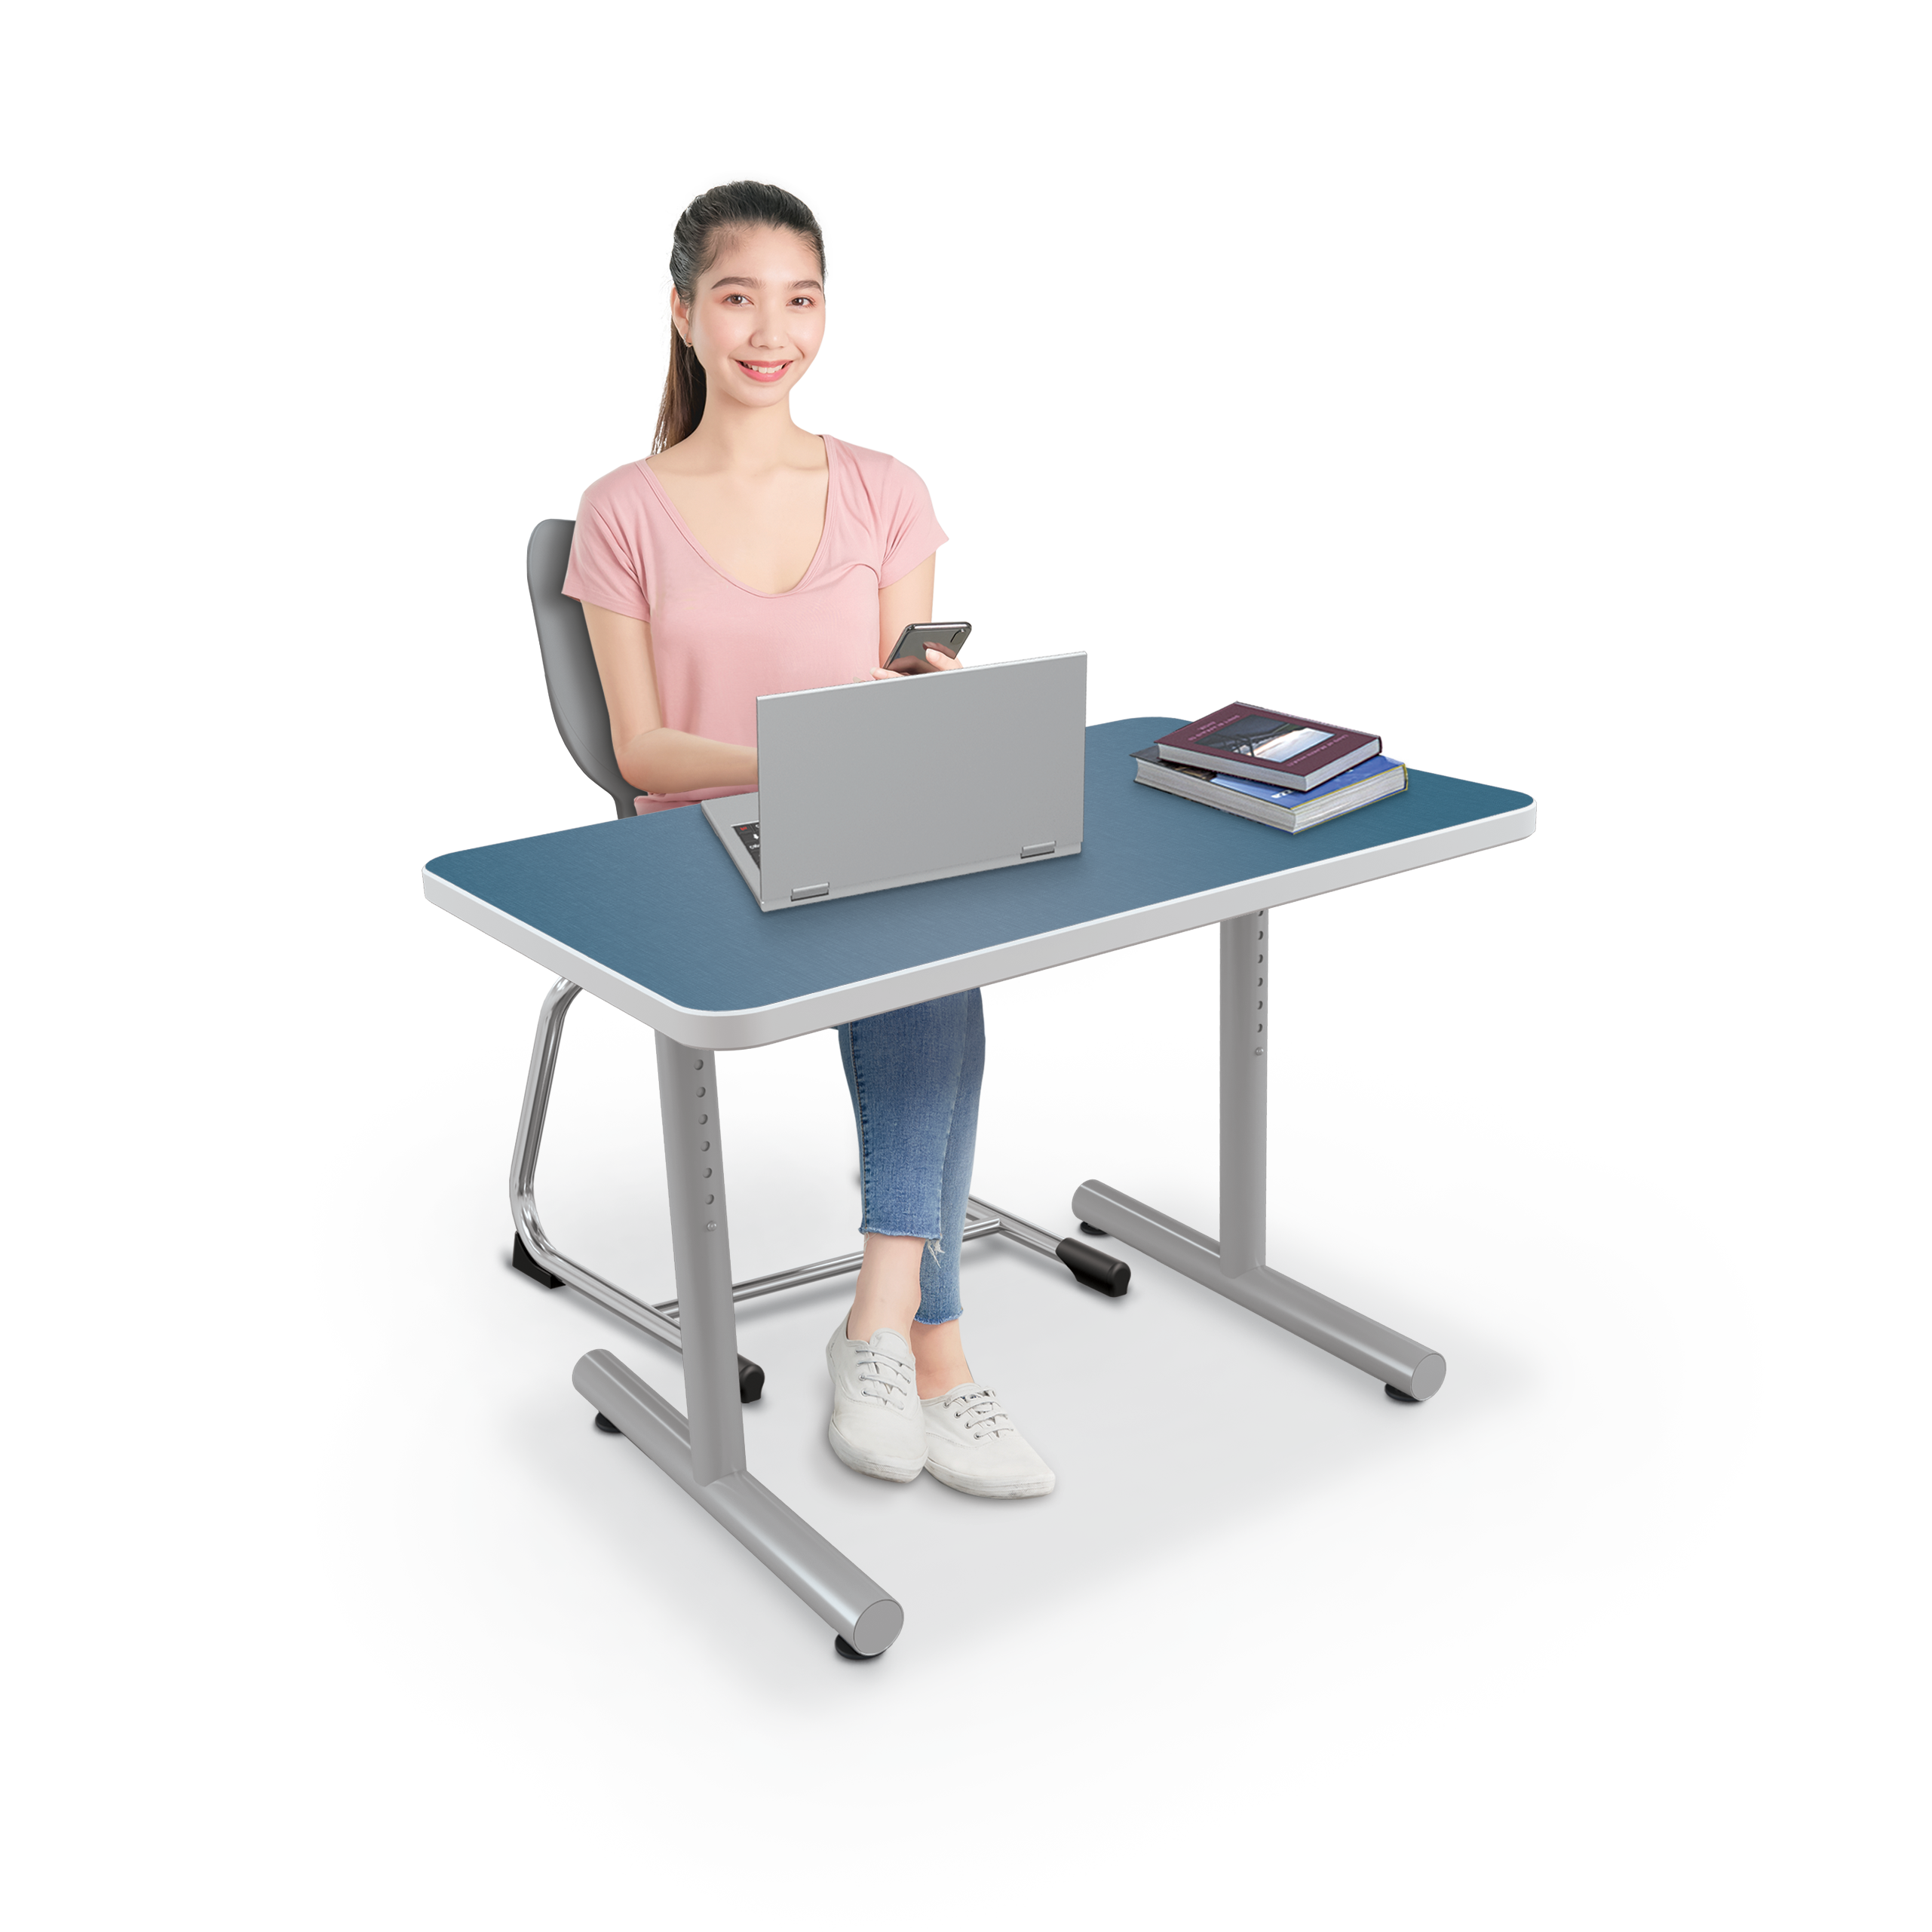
[3,2,1926,1924]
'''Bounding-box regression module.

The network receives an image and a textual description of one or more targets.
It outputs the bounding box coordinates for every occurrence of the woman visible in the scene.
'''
[563,182,1053,1500]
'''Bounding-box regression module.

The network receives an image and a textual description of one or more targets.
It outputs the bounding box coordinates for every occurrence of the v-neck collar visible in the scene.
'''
[636,434,836,600]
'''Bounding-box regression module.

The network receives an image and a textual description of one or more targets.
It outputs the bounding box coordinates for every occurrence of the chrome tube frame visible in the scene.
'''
[509,979,685,1348]
[963,1194,1067,1262]
[1071,911,1449,1401]
[658,1209,1004,1320]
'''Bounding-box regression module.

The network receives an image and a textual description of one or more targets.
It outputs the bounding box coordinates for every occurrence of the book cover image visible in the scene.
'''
[1191,710,1333,763]
[1212,753,1405,807]
[1174,695,1406,753]
[1156,702,1380,790]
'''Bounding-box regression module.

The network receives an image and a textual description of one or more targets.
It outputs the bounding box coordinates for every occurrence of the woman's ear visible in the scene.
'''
[669,287,691,344]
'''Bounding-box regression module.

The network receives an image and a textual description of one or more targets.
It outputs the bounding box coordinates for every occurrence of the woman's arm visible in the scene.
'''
[581,603,759,796]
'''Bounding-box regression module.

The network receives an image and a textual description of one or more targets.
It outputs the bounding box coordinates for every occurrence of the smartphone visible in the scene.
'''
[886,621,972,673]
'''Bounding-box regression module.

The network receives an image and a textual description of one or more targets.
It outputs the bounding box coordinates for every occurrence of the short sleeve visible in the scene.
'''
[562,478,650,622]
[877,458,948,587]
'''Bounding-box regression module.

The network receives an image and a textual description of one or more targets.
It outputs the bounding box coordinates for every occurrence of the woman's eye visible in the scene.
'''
[791,296,814,307]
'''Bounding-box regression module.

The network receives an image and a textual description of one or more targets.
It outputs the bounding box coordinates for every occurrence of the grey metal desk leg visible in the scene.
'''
[1219,909,1269,1277]
[573,1034,904,1658]
[653,1035,745,1481]
[1072,910,1448,1402]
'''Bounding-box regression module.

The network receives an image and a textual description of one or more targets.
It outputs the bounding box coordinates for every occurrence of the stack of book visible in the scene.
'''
[1132,703,1408,834]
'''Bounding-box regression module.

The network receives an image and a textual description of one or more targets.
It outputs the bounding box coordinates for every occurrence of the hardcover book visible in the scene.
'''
[1155,702,1380,791]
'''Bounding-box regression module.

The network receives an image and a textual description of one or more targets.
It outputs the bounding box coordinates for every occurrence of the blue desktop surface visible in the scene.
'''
[425,718,1532,1017]
[437,768,618,1020]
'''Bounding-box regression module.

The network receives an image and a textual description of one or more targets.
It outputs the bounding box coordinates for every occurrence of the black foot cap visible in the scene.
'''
[593,1412,621,1434]
[835,1636,884,1661]
[511,1233,561,1290]
[1056,1237,1130,1297]
[1078,1221,1107,1237]
[1385,1385,1420,1403]
[738,1356,766,1403]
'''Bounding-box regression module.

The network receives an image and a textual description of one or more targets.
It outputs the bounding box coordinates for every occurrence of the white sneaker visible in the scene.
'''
[826,1321,926,1482]
[921,1385,1056,1498]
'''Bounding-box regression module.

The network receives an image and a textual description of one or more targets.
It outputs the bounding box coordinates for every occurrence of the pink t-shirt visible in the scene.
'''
[562,435,946,813]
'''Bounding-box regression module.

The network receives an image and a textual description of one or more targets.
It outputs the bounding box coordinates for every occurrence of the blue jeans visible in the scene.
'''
[837,989,985,1328]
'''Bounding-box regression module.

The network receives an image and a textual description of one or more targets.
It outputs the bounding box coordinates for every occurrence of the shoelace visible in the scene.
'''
[853,1342,915,1411]
[943,1386,1014,1441]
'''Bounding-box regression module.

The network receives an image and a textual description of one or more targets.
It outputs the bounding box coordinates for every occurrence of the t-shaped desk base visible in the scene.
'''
[1073,911,1446,1402]
[518,1007,1121,1658]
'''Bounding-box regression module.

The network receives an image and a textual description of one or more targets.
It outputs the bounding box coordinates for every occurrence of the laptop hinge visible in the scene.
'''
[1020,841,1055,858]
[790,882,830,901]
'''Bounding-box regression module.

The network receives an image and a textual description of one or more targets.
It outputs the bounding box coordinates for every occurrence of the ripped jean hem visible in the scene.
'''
[854,1213,964,1323]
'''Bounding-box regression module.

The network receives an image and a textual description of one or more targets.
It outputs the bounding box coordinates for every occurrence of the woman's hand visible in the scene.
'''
[867,647,959,680]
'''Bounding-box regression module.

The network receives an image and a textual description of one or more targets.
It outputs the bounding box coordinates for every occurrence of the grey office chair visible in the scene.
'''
[526,519,636,818]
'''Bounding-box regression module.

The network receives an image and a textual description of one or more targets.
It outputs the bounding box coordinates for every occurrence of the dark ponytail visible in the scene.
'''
[654,180,826,454]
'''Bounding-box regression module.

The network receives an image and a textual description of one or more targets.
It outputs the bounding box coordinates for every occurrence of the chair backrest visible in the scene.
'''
[526,519,636,819]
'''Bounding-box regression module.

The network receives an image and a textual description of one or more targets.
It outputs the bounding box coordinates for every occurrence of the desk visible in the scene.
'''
[424,717,1535,1655]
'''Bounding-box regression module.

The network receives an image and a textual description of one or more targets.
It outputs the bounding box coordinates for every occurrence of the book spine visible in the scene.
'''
[1135,765,1302,831]
[1155,746,1265,780]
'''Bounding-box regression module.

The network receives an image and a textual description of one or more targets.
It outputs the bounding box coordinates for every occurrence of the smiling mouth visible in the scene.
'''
[736,359,793,382]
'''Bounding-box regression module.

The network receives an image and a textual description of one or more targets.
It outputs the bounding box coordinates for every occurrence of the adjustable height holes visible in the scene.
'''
[685,1062,721,1211]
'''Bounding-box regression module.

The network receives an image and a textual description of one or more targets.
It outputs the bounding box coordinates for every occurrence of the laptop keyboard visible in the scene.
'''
[733,821,761,867]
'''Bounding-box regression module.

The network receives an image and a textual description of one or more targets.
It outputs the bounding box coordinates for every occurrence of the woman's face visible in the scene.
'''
[675,225,825,412]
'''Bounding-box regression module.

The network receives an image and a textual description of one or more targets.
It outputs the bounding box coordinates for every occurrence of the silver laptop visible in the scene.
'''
[702,653,1086,911]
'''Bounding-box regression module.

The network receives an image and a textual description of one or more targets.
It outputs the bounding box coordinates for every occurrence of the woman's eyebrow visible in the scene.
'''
[710,274,823,290]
